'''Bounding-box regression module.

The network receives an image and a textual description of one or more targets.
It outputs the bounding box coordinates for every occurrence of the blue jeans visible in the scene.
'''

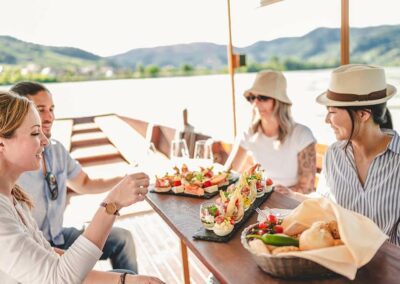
[53,227,138,273]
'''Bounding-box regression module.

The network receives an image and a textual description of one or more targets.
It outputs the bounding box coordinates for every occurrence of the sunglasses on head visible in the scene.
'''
[245,94,271,103]
[45,171,58,200]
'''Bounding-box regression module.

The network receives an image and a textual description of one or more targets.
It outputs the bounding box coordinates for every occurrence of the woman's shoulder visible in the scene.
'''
[290,123,316,145]
[326,141,346,155]
[292,123,314,136]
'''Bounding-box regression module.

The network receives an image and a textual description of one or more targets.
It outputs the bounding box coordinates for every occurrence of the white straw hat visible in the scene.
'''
[316,64,396,107]
[244,70,292,105]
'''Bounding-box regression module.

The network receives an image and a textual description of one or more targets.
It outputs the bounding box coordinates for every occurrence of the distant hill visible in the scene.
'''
[0,36,103,68]
[1,24,399,71]
[110,25,400,69]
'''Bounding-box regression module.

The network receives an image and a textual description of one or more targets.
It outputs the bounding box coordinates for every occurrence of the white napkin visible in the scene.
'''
[280,198,388,280]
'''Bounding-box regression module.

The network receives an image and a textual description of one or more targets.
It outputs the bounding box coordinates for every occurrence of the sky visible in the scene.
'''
[1,0,399,57]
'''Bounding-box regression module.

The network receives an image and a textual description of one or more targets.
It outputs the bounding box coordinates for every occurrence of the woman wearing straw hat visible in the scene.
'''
[227,70,317,194]
[283,64,399,246]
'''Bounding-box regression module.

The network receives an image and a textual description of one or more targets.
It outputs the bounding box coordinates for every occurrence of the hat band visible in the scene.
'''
[326,89,386,102]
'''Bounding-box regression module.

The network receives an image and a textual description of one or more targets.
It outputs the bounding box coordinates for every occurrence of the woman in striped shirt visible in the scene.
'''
[280,64,399,245]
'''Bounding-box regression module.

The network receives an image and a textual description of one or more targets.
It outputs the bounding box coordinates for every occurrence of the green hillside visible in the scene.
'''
[0,24,399,84]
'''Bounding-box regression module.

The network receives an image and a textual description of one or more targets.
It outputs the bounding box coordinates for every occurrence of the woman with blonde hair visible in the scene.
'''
[227,70,317,193]
[0,91,163,283]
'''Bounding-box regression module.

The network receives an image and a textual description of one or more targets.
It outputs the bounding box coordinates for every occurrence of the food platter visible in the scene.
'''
[193,189,273,242]
[149,174,239,199]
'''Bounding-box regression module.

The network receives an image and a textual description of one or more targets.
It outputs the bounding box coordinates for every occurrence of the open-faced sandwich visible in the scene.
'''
[154,176,171,192]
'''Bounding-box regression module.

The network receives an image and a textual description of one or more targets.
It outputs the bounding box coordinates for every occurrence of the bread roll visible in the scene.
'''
[299,223,335,251]
[248,239,270,255]
[271,246,300,255]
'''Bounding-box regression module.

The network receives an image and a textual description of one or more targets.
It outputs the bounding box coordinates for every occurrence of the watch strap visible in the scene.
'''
[100,201,120,216]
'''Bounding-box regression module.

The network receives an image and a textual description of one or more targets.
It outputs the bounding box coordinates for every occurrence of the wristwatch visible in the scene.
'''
[100,201,120,216]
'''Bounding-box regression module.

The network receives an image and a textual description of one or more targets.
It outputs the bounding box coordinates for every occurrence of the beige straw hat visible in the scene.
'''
[316,64,397,107]
[244,70,292,104]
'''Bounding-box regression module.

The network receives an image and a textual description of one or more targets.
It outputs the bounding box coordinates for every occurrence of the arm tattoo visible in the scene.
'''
[290,143,317,194]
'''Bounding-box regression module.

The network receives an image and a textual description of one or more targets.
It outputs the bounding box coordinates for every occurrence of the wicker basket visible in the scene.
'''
[241,223,338,279]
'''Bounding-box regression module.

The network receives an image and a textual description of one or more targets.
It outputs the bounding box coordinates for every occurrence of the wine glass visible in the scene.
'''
[170,139,189,166]
[193,139,214,167]
[199,201,219,230]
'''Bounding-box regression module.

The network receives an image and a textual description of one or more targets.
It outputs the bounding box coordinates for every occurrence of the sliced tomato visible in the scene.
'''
[266,178,273,186]
[172,180,182,187]
[215,215,225,224]
[202,180,212,188]
[155,178,169,187]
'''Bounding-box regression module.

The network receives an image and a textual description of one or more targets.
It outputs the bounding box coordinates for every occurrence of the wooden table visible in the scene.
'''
[145,191,400,284]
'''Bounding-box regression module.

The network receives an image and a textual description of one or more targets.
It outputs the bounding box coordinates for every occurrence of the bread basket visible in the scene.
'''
[241,223,338,279]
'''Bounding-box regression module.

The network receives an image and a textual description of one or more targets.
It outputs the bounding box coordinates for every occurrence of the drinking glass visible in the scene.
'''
[170,139,189,166]
[199,201,219,230]
[193,139,214,167]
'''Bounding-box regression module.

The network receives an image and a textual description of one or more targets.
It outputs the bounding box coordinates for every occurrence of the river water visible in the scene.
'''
[5,68,400,145]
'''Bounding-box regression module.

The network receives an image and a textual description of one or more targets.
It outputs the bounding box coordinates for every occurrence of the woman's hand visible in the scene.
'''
[125,274,165,284]
[274,185,296,198]
[53,247,65,256]
[106,172,150,209]
[274,184,309,202]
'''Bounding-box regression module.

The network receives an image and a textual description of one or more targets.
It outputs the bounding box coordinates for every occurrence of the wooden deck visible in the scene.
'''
[60,115,211,283]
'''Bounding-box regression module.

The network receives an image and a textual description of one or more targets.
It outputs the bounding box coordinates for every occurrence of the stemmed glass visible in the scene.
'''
[170,139,189,166]
[193,139,214,167]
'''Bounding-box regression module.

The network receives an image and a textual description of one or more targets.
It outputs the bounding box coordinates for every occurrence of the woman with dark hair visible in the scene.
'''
[281,64,399,246]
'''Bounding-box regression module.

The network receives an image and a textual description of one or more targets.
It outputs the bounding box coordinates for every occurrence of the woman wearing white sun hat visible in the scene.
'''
[283,64,400,246]
[226,70,317,194]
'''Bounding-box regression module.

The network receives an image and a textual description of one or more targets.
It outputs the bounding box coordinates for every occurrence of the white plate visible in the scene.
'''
[256,208,292,222]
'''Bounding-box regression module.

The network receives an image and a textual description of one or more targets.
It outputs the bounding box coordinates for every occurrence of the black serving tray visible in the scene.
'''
[192,189,273,242]
[149,174,239,199]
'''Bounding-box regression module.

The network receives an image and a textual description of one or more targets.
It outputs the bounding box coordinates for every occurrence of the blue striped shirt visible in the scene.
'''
[318,130,400,246]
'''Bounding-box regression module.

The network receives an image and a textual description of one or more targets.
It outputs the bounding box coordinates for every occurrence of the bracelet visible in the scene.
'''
[119,272,128,284]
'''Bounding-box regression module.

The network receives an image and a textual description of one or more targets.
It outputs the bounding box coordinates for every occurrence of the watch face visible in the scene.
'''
[105,202,117,214]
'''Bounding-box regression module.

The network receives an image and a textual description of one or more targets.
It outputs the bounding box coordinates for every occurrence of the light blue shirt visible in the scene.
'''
[17,139,81,245]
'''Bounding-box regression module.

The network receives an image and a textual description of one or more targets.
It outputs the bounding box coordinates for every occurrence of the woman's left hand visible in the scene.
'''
[274,185,295,198]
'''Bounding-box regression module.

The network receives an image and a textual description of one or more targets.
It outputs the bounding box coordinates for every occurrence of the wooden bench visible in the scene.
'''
[52,119,73,151]
[94,115,150,166]
[148,124,176,158]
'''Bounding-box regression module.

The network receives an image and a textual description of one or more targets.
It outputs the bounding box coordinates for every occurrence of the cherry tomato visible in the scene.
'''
[266,178,273,186]
[230,218,235,225]
[172,180,182,187]
[268,214,277,224]
[258,222,268,229]
[202,180,212,188]
[274,225,284,233]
